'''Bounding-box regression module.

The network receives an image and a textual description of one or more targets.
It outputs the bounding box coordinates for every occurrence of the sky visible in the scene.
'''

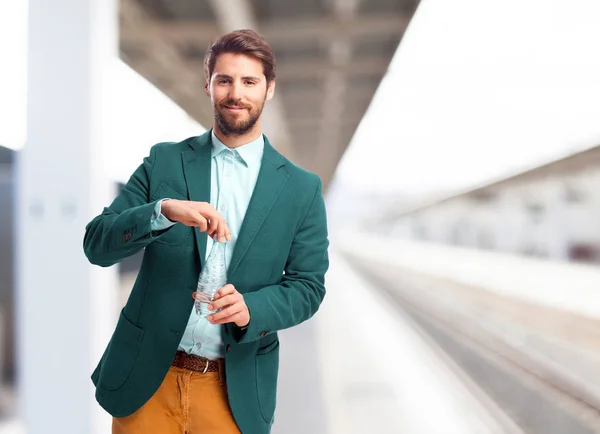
[2,0,600,198]
[335,0,600,197]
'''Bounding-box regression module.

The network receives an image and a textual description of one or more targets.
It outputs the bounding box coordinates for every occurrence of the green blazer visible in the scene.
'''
[83,131,329,433]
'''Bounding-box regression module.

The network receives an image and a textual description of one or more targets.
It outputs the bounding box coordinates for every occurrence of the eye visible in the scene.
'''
[218,79,231,84]
[245,80,256,86]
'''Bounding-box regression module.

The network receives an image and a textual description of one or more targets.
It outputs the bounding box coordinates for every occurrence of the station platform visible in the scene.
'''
[3,231,600,433]
[333,230,600,434]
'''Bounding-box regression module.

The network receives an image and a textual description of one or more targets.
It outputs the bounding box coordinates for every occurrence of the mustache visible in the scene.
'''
[220,99,251,109]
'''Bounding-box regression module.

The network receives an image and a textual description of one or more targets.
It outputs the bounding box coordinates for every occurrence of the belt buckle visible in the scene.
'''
[202,358,209,374]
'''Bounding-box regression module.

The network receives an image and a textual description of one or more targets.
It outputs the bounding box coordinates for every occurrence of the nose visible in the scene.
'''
[229,81,242,102]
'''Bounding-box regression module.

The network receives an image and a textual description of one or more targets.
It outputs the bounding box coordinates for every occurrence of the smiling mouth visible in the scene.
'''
[224,106,247,111]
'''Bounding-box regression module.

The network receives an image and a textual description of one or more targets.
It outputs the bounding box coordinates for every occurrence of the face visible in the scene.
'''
[206,52,275,137]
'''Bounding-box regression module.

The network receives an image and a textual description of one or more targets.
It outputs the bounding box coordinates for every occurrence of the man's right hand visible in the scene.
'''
[161,200,231,242]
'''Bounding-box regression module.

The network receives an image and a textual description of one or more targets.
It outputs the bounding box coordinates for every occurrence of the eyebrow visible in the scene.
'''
[214,73,262,81]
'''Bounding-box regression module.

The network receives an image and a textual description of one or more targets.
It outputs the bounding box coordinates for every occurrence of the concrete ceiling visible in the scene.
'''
[119,0,419,191]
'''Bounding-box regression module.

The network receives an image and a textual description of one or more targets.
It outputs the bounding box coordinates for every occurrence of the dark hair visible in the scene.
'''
[204,29,276,83]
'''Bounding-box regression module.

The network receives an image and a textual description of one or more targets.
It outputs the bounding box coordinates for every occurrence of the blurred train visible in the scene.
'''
[382,143,600,264]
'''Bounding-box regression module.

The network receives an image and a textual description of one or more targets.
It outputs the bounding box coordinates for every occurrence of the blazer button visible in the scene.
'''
[123,233,132,242]
[226,344,232,352]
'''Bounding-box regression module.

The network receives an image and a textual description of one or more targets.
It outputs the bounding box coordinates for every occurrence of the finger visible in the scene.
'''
[206,224,218,239]
[217,219,227,243]
[192,291,212,302]
[222,220,232,242]
[211,219,223,243]
[217,217,231,243]
[192,213,208,232]
[208,294,236,311]
[213,284,236,300]
[210,312,244,325]
[208,303,244,324]
[207,216,219,236]
[200,206,229,242]
[197,204,220,222]
[212,310,248,326]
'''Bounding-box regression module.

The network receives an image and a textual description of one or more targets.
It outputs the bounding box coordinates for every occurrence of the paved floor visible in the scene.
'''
[273,320,327,434]
[293,247,504,434]
[0,245,498,434]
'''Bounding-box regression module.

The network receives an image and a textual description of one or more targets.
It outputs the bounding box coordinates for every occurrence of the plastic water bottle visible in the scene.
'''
[195,237,227,318]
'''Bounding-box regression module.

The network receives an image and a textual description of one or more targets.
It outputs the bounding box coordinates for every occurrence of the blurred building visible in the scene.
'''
[383,144,600,263]
[118,0,420,191]
[0,145,143,391]
[1,1,422,416]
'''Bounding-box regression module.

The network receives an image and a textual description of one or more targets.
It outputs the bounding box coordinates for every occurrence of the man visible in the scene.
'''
[83,29,329,434]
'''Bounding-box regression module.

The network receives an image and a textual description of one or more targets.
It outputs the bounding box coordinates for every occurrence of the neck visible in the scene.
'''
[213,122,262,149]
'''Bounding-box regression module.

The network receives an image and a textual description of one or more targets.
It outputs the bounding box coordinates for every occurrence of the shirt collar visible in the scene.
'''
[211,130,264,167]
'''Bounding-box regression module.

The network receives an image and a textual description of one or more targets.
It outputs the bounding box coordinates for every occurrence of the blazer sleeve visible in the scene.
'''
[83,144,176,267]
[233,177,329,343]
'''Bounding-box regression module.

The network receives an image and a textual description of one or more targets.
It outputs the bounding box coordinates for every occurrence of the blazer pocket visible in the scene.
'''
[152,181,188,202]
[98,309,144,391]
[255,340,279,424]
[256,337,279,355]
[152,221,192,246]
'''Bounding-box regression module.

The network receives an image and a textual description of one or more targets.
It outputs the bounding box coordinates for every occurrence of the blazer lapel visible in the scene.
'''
[228,138,289,277]
[182,132,212,265]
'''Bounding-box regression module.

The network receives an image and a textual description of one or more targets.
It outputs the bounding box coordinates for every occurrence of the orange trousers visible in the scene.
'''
[112,365,241,434]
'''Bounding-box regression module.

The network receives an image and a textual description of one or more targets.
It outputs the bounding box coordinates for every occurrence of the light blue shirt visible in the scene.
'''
[150,130,264,359]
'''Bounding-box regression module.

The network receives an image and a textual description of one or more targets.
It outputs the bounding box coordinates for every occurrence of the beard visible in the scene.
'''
[214,96,266,137]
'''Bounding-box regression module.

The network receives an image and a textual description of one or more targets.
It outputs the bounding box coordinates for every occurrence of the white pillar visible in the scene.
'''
[17,1,118,433]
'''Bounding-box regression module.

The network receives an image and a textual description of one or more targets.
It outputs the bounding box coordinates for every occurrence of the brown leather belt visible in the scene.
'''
[172,351,222,374]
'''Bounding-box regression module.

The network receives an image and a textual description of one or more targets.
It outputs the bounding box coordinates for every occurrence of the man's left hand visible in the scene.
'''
[193,284,250,327]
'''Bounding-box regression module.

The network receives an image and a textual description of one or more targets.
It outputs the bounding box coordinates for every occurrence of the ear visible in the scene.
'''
[204,79,211,97]
[266,80,275,101]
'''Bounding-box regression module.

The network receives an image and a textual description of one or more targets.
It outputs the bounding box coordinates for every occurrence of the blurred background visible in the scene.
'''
[2,0,600,433]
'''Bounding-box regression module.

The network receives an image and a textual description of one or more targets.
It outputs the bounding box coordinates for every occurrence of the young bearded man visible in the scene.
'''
[83,29,329,434]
